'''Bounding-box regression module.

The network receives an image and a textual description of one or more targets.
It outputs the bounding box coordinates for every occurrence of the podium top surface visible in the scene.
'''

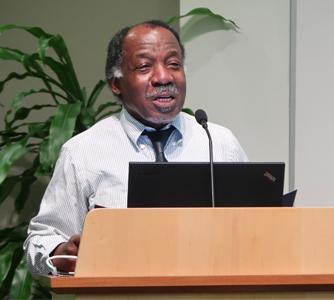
[74,208,334,278]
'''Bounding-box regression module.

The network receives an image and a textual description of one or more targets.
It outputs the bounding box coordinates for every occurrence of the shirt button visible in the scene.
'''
[139,144,146,150]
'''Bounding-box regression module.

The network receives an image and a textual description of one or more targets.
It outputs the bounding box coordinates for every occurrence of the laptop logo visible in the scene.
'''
[264,171,276,182]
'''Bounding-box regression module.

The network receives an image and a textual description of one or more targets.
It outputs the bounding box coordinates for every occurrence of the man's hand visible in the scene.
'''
[50,234,81,273]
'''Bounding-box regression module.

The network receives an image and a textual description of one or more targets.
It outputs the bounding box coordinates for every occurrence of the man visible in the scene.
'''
[24,20,247,275]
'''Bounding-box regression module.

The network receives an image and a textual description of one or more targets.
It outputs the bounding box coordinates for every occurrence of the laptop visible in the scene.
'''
[127,162,288,208]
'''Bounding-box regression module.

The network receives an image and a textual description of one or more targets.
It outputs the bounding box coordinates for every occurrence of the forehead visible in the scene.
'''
[122,25,182,57]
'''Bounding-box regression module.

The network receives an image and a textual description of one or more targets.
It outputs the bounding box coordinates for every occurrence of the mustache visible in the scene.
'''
[146,84,179,98]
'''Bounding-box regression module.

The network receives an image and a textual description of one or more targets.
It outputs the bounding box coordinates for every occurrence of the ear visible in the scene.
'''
[110,78,122,96]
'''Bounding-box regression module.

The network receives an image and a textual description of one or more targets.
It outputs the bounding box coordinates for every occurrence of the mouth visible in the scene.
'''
[152,95,175,111]
[153,95,174,101]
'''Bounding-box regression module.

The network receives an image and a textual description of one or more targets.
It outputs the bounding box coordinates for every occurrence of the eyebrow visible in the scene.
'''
[133,48,182,59]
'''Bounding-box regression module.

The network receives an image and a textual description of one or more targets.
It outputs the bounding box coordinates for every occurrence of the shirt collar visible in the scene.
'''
[120,108,184,149]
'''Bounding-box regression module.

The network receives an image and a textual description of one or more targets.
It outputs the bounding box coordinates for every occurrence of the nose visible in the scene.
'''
[151,64,173,86]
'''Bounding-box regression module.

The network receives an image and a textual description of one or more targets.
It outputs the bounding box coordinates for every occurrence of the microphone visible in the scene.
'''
[195,109,208,128]
[195,109,215,207]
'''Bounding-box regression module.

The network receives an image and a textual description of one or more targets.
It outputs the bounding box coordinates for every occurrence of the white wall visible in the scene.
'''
[295,0,334,206]
[181,0,334,206]
[180,0,291,190]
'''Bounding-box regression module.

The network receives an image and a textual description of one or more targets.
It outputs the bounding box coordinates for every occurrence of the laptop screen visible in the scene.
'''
[127,162,285,208]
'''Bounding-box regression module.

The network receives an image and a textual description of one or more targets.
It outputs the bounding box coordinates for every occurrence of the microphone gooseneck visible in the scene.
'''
[195,109,215,207]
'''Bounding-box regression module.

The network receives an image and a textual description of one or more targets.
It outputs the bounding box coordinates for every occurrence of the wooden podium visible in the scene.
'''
[48,208,334,299]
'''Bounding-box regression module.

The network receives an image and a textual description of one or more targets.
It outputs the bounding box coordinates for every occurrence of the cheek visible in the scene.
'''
[122,78,146,98]
[130,77,150,94]
[176,73,186,88]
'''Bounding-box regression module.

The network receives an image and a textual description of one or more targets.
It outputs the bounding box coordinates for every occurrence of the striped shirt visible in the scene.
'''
[24,108,248,274]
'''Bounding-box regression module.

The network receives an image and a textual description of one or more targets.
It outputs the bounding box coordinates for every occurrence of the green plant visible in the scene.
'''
[0,8,237,299]
[0,25,121,298]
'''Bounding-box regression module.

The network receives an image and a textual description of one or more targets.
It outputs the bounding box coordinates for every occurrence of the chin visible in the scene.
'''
[145,113,176,127]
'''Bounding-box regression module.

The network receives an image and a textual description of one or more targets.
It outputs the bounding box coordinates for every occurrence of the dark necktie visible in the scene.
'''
[143,127,174,162]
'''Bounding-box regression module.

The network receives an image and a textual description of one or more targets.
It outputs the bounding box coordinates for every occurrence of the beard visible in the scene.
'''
[144,113,176,126]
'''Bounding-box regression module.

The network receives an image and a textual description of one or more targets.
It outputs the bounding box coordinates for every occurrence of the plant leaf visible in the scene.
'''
[81,86,87,103]
[0,47,25,62]
[30,279,51,299]
[0,24,52,39]
[167,7,238,29]
[79,107,96,129]
[0,243,15,285]
[8,256,33,300]
[39,102,81,171]
[0,245,24,299]
[0,72,30,94]
[43,56,81,101]
[0,176,18,206]
[6,104,55,128]
[28,121,51,139]
[15,168,37,212]
[19,54,64,105]
[46,35,82,98]
[96,101,121,116]
[0,139,28,185]
[5,89,55,123]
[0,223,28,247]
[1,25,82,101]
[38,35,55,62]
[182,107,194,115]
[87,80,107,107]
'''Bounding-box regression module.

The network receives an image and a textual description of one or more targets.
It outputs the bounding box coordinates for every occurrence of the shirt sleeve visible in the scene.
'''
[23,146,89,275]
[229,131,249,162]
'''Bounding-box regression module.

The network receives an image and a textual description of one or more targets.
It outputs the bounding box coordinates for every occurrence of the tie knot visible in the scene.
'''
[143,127,175,162]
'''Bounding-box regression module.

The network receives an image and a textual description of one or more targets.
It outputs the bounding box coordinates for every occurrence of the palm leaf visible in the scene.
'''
[38,35,56,62]
[0,24,52,39]
[39,34,82,99]
[0,139,29,185]
[79,107,96,129]
[182,107,194,115]
[0,243,15,285]
[15,168,37,212]
[6,104,56,128]
[5,89,58,123]
[0,176,18,206]
[0,223,28,247]
[0,47,25,62]
[43,56,81,101]
[28,122,51,139]
[0,245,24,299]
[1,27,82,102]
[96,101,121,116]
[167,7,239,30]
[8,256,33,300]
[0,72,30,93]
[87,80,107,107]
[39,102,81,172]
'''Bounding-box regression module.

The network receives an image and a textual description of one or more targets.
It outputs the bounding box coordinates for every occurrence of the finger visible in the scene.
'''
[52,257,76,273]
[65,242,79,255]
[70,234,81,247]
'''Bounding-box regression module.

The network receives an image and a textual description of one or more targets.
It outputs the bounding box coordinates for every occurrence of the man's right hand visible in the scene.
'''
[50,234,81,273]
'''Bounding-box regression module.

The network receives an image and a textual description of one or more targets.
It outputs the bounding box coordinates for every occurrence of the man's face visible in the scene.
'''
[111,25,186,129]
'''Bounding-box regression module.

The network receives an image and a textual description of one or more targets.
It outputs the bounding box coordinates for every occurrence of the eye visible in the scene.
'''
[167,61,182,70]
[136,64,151,73]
